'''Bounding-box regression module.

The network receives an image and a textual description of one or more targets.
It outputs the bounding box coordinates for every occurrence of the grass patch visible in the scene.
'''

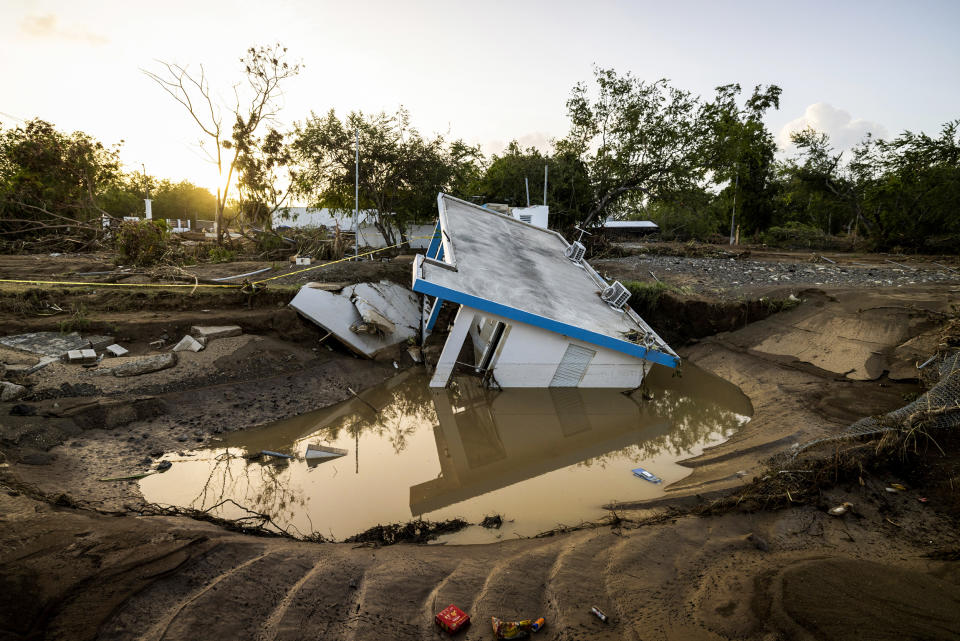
[57,302,90,333]
[622,280,693,311]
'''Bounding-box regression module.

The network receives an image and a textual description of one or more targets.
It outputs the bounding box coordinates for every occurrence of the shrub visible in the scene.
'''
[207,245,238,263]
[114,219,169,266]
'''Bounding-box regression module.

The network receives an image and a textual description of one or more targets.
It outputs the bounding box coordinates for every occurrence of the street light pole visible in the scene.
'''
[729,168,738,245]
[354,127,359,261]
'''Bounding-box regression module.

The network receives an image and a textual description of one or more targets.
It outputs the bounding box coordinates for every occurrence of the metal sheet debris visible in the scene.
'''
[190,325,242,343]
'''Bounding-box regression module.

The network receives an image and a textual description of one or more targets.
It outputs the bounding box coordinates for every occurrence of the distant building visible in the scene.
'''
[602,219,659,240]
[272,206,433,249]
[482,203,550,229]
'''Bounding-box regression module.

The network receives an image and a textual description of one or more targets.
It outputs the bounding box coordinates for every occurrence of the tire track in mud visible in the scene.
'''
[138,549,269,641]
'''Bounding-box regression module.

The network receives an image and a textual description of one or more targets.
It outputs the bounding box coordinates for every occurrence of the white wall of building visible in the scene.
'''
[437,305,648,388]
[272,207,433,249]
[511,205,549,229]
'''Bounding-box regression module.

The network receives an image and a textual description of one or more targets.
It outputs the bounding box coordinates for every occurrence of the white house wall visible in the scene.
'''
[460,307,649,389]
[273,207,433,249]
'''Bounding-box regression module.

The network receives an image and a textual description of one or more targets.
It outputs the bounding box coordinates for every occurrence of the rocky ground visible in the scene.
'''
[1,246,959,640]
[595,245,960,295]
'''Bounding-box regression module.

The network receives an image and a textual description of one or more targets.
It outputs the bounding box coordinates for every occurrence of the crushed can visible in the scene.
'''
[590,606,609,623]
[435,604,470,634]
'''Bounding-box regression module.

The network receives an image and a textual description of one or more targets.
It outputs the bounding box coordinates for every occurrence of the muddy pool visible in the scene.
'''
[141,363,751,543]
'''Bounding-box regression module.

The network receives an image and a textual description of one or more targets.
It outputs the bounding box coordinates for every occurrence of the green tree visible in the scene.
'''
[468,141,593,229]
[860,120,960,249]
[144,44,301,243]
[0,119,124,245]
[701,83,782,236]
[561,69,708,228]
[292,107,483,245]
[151,179,218,221]
[234,127,292,229]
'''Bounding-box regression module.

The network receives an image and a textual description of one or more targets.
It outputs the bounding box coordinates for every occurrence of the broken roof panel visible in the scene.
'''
[412,194,678,367]
[289,280,419,358]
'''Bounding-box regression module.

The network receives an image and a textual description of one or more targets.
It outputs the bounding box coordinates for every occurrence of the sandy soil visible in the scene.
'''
[2,249,959,640]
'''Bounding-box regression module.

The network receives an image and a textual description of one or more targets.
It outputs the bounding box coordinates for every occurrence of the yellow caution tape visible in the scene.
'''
[0,278,239,289]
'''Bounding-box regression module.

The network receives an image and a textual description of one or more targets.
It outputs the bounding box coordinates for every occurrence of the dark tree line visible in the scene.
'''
[3,55,957,253]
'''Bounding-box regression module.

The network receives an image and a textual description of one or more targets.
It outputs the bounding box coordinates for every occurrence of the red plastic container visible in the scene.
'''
[435,604,471,634]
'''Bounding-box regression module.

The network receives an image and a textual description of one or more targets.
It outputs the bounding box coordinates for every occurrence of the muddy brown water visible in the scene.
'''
[141,363,751,543]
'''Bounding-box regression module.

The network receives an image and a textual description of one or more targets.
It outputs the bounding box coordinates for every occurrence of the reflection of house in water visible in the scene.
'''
[410,365,751,516]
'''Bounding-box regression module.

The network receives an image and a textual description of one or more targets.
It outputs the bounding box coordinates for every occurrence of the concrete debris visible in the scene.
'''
[172,335,205,353]
[85,335,115,352]
[4,357,57,377]
[407,346,423,363]
[350,295,396,335]
[65,349,97,364]
[105,344,129,357]
[190,325,241,344]
[98,353,178,378]
[0,381,27,402]
[289,280,419,358]
[149,339,166,350]
[0,331,88,358]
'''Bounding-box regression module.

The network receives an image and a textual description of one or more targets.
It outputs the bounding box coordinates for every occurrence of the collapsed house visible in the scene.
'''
[413,194,678,388]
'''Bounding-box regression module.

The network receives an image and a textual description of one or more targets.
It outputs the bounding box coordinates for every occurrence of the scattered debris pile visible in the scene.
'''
[798,350,960,451]
[344,518,468,545]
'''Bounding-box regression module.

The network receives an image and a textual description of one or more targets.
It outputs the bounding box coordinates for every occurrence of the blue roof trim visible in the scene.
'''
[426,296,443,331]
[426,223,442,259]
[413,276,679,368]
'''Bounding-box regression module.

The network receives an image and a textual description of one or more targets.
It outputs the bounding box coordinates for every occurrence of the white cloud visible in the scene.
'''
[482,131,554,157]
[778,103,886,152]
[20,14,108,46]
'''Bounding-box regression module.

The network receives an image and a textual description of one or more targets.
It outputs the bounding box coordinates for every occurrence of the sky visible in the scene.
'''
[1,0,958,197]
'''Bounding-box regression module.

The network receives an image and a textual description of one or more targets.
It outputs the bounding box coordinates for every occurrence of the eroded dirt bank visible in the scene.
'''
[2,251,960,640]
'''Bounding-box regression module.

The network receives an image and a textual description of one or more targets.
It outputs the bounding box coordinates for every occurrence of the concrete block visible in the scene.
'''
[0,381,27,402]
[172,335,204,352]
[66,349,97,364]
[105,344,129,357]
[105,353,178,377]
[190,325,242,343]
[86,335,115,352]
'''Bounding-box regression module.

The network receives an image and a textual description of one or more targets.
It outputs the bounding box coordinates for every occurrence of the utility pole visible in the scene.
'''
[543,165,548,206]
[354,127,359,261]
[524,177,530,207]
[729,169,738,245]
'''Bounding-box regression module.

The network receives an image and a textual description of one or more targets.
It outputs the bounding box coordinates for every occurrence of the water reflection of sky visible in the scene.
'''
[141,364,751,543]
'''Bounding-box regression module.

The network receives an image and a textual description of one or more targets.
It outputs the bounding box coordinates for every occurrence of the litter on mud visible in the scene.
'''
[590,607,609,623]
[491,616,546,639]
[435,604,470,634]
